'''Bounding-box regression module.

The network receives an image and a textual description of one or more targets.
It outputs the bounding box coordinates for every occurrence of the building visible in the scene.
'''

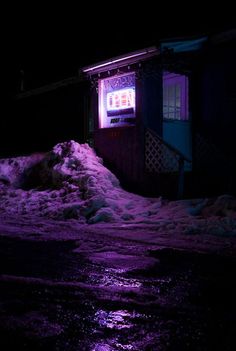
[11,29,236,198]
[82,30,236,198]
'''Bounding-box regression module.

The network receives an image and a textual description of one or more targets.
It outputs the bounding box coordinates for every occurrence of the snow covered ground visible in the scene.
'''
[0,140,236,253]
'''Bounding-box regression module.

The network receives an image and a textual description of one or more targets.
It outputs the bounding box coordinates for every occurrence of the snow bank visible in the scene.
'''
[0,141,161,224]
[0,153,45,188]
[0,140,236,236]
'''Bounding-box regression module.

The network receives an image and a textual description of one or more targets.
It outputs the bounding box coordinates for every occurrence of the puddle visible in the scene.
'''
[1,238,236,350]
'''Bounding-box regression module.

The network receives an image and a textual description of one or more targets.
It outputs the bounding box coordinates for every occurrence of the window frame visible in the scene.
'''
[163,72,189,121]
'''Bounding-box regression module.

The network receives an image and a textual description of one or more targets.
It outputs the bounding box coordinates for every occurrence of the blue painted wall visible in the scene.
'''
[163,120,192,170]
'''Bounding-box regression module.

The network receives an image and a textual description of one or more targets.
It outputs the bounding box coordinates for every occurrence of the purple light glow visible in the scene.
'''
[99,72,136,128]
[107,88,135,112]
[83,52,146,73]
[163,72,189,121]
[82,46,158,74]
[95,309,133,330]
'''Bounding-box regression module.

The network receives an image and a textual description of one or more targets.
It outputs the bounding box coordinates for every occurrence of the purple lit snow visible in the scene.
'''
[0,140,236,248]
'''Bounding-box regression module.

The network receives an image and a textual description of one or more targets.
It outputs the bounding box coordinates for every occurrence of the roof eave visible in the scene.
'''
[82,46,159,75]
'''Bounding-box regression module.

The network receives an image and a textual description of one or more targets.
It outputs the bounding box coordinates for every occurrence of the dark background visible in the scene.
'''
[3,4,236,157]
[6,3,236,95]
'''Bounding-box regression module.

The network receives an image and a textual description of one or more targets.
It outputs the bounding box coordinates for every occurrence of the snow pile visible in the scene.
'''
[202,195,236,218]
[185,195,236,236]
[0,140,236,236]
[0,153,44,188]
[0,141,162,224]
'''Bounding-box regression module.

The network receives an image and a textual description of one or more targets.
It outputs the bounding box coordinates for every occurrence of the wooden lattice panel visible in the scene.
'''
[145,130,179,173]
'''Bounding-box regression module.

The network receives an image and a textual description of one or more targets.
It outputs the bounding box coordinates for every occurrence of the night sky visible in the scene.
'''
[3,3,235,156]
[6,4,235,96]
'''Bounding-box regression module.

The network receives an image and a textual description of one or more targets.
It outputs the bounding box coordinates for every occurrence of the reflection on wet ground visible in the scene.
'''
[0,237,236,350]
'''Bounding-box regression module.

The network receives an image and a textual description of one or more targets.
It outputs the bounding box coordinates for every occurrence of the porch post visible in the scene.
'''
[177,157,185,199]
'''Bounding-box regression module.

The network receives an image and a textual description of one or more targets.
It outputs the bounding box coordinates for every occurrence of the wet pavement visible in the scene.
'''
[0,236,236,350]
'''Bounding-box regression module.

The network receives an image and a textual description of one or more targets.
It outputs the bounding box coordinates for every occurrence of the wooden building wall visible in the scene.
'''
[91,61,163,193]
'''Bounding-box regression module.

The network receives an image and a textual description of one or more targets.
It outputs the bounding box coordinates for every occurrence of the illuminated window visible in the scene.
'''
[99,72,136,128]
[106,88,135,115]
[163,73,189,120]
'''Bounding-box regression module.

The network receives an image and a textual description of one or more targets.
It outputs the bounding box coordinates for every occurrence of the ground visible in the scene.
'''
[1,141,236,350]
[0,218,236,351]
